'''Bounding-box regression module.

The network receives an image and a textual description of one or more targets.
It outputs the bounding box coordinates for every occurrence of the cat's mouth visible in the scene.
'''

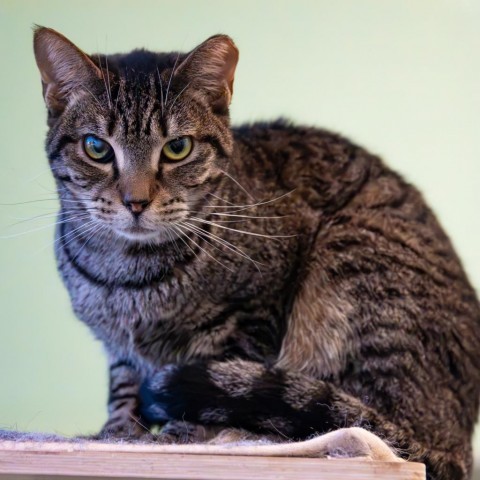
[114,225,176,244]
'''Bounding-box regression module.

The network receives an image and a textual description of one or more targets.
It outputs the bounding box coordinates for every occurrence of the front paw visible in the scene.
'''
[158,420,221,444]
[92,417,152,442]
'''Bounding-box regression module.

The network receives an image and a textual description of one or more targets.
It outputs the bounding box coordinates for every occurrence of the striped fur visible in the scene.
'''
[34,27,480,480]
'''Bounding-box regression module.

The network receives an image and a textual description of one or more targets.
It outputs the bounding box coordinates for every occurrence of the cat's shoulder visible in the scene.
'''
[232,118,364,155]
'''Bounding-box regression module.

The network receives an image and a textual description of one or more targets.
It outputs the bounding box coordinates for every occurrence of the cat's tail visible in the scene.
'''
[139,359,468,480]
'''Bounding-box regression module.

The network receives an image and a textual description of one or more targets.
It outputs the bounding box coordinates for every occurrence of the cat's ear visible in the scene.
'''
[33,26,104,122]
[177,35,239,113]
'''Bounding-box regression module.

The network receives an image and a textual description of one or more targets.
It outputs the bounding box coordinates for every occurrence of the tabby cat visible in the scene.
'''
[33,26,480,479]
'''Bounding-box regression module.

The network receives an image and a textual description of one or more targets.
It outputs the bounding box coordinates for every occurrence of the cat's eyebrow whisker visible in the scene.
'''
[164,51,181,109]
[168,81,193,114]
[97,54,112,109]
[173,223,234,273]
[105,55,113,110]
[156,67,165,118]
[189,216,296,240]
[79,83,103,110]
[182,220,264,272]
[219,169,255,201]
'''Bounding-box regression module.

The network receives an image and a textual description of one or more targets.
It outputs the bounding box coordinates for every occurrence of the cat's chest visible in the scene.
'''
[59,252,227,365]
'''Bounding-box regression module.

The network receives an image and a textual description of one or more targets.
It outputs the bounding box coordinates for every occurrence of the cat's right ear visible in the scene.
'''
[176,35,239,114]
[33,26,104,124]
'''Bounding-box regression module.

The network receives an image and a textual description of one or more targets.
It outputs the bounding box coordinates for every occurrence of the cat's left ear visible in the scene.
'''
[176,35,239,113]
[33,26,106,125]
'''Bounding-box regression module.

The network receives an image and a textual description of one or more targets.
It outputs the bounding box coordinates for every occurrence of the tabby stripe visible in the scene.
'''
[53,174,73,184]
[144,103,160,136]
[108,392,137,403]
[324,237,364,252]
[59,220,178,289]
[48,134,75,162]
[356,221,459,281]
[200,135,228,158]
[110,359,136,371]
[107,113,117,137]
[110,381,137,395]
[368,189,409,210]
[108,400,131,412]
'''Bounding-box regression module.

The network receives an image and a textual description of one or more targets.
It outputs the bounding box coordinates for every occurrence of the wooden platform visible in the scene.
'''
[0,440,425,480]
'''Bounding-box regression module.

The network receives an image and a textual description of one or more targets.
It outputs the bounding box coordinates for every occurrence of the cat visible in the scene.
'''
[33,26,480,480]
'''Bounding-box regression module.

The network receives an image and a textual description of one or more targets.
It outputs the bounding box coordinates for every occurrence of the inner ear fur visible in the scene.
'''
[176,34,239,112]
[33,26,105,122]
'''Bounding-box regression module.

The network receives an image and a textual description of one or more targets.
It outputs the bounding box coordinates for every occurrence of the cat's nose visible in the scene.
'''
[123,197,151,216]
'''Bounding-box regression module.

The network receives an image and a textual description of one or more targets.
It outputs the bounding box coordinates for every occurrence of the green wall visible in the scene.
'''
[1,0,479,458]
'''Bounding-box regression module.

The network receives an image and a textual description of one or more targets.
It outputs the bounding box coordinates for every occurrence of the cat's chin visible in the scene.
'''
[113,226,174,244]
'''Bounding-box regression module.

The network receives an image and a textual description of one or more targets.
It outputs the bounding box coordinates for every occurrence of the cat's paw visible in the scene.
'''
[90,418,151,442]
[156,420,220,444]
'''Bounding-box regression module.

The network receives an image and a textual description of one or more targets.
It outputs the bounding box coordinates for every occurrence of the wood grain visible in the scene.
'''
[0,440,425,480]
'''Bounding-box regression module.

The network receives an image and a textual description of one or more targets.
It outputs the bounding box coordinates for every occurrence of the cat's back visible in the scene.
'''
[232,120,382,213]
[231,120,480,362]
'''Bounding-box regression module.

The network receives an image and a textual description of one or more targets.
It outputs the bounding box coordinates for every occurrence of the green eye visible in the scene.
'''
[83,135,114,163]
[162,136,193,161]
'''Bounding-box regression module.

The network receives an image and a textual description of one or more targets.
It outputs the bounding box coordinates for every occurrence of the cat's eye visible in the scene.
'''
[83,135,114,163]
[162,137,193,161]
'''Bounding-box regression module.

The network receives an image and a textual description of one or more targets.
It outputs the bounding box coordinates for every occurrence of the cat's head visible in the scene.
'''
[33,27,238,243]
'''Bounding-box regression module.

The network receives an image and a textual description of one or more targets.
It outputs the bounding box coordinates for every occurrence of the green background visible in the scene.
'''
[1,0,479,465]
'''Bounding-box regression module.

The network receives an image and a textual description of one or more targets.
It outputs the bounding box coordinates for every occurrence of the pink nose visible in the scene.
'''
[123,198,151,215]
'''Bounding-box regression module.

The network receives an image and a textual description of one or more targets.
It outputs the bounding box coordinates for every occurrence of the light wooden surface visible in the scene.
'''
[0,440,425,480]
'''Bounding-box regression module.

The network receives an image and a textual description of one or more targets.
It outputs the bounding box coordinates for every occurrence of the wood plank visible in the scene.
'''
[0,441,425,480]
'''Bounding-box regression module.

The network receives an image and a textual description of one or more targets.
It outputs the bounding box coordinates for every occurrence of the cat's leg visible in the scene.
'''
[96,357,150,440]
[140,360,468,479]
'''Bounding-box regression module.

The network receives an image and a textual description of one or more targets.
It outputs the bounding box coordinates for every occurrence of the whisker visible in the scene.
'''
[165,52,181,108]
[164,225,183,259]
[169,224,201,262]
[32,218,98,255]
[156,67,165,118]
[97,54,112,109]
[56,219,99,251]
[207,192,236,206]
[189,216,296,239]
[0,217,88,239]
[168,81,192,114]
[189,210,286,220]
[105,53,113,109]
[173,223,234,273]
[70,223,105,263]
[219,169,255,201]
[7,211,92,228]
[198,189,296,211]
[182,221,263,272]
[80,83,103,110]
[0,198,61,206]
